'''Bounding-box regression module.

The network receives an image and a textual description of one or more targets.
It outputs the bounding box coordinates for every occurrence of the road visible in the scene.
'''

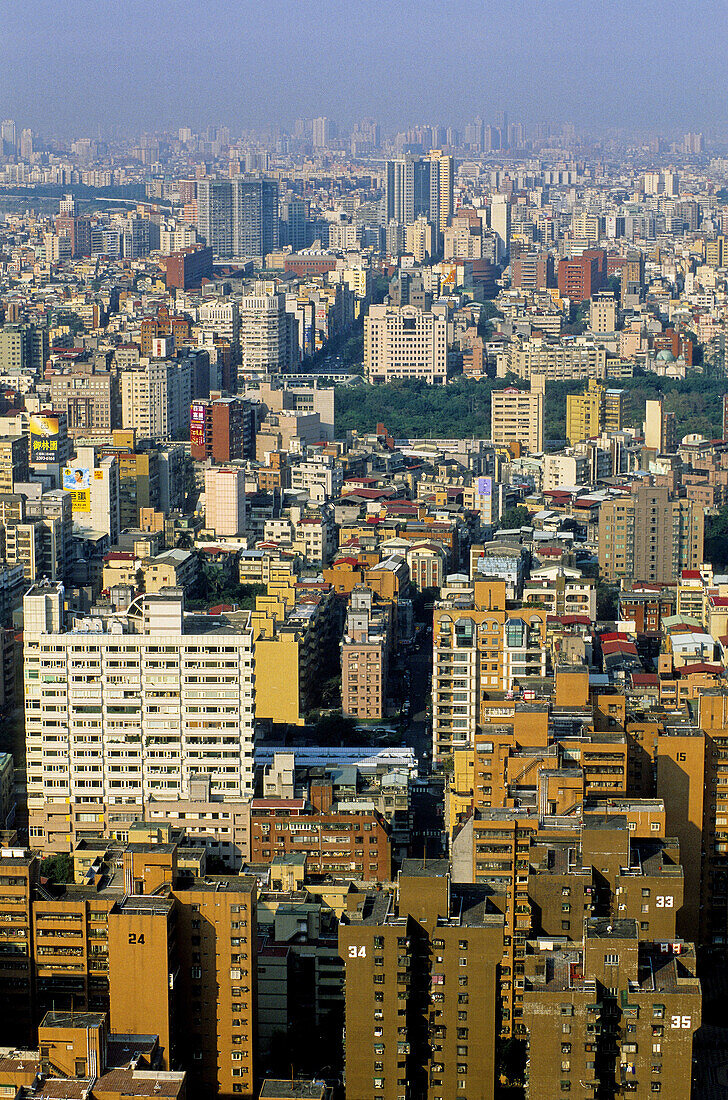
[399,637,446,859]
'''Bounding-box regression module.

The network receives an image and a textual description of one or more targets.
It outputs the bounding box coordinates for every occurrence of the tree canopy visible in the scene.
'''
[335,370,727,444]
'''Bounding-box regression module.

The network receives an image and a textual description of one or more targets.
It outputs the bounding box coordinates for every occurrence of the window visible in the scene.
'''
[604,954,619,965]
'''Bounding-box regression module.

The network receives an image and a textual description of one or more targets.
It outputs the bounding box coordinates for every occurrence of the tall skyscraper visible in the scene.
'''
[18,128,32,158]
[232,177,279,257]
[385,155,431,225]
[197,176,279,259]
[428,148,454,236]
[312,116,334,148]
[196,177,233,256]
[1,119,16,154]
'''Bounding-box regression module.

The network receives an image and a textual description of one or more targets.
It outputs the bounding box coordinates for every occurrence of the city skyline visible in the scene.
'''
[3,0,728,139]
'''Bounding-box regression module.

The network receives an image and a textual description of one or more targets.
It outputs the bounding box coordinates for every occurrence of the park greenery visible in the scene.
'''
[704,505,728,570]
[335,369,728,443]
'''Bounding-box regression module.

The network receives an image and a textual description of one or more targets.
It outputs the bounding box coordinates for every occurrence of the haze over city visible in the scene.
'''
[3,0,728,137]
[3,3,728,1100]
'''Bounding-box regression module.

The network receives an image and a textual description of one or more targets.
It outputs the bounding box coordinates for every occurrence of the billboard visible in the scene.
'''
[29,415,60,463]
[190,402,206,448]
[477,476,492,497]
[63,466,91,512]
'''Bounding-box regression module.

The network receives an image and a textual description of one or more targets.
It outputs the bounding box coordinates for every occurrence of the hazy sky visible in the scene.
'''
[1,0,726,139]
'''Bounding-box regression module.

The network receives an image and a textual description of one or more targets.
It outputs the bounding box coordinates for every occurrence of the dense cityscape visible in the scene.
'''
[5,5,728,1098]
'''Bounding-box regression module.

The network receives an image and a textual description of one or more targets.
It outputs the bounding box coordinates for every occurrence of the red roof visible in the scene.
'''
[342,488,391,500]
[631,673,659,686]
[678,663,723,675]
[251,799,306,811]
[602,639,638,656]
[547,614,592,625]
[681,570,702,580]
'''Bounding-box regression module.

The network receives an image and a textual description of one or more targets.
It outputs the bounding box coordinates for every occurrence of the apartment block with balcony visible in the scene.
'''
[23,583,255,854]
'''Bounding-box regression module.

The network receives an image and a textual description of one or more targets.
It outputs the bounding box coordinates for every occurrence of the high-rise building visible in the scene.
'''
[490,378,544,453]
[63,448,121,542]
[23,585,256,851]
[644,398,676,454]
[590,289,617,332]
[431,579,547,759]
[511,250,554,290]
[0,323,49,376]
[524,926,700,1100]
[0,434,28,492]
[239,293,296,377]
[341,586,390,721]
[339,860,504,1100]
[558,251,606,303]
[428,148,454,237]
[1,119,16,154]
[195,177,233,256]
[312,116,334,148]
[196,177,279,260]
[120,359,192,441]
[279,197,307,250]
[598,485,704,584]
[50,363,120,436]
[489,196,511,258]
[364,304,448,384]
[0,838,258,1099]
[232,177,279,258]
[385,155,431,226]
[189,396,255,462]
[204,466,246,536]
[19,128,33,159]
[566,379,625,444]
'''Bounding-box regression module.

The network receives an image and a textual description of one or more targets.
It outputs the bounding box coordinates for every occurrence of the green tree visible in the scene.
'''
[498,506,531,530]
[40,854,74,884]
[705,504,728,569]
[596,581,619,621]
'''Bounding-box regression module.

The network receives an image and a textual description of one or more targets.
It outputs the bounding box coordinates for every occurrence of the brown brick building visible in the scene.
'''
[0,841,257,1100]
[250,799,391,881]
[524,922,700,1100]
[190,396,255,462]
[165,245,213,290]
[339,860,504,1100]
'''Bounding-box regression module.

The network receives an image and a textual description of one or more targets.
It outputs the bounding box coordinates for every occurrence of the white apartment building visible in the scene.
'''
[496,336,607,382]
[204,466,246,536]
[490,386,544,453]
[239,293,296,376]
[196,299,240,357]
[67,448,121,542]
[289,454,344,501]
[364,304,448,384]
[159,222,198,253]
[23,584,256,853]
[120,358,192,441]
